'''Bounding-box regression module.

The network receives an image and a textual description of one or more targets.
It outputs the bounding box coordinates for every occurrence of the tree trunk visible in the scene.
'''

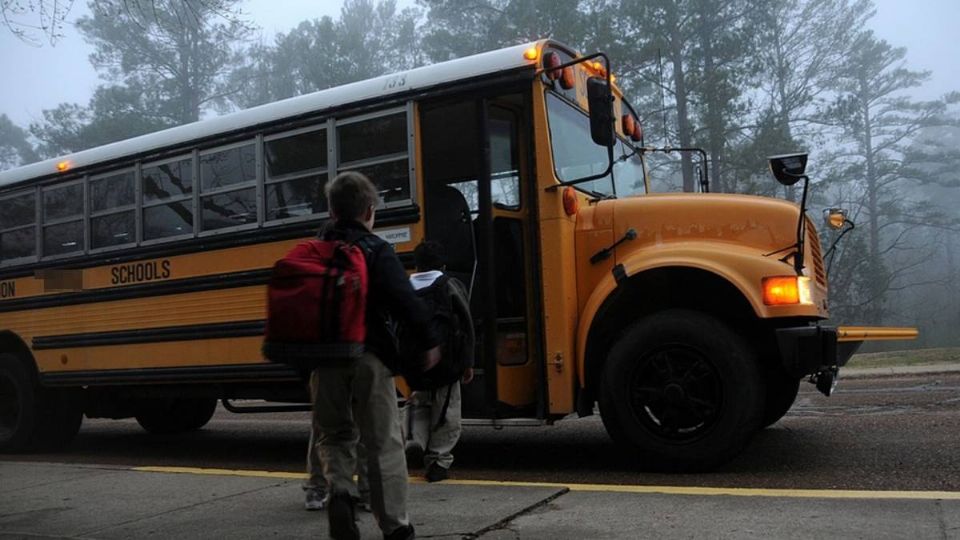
[670,27,695,192]
[861,72,884,324]
[698,10,723,193]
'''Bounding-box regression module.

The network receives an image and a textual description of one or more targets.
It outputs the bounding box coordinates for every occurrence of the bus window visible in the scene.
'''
[337,110,411,205]
[42,181,84,256]
[489,115,521,209]
[199,142,257,231]
[264,127,328,221]
[612,140,646,197]
[0,191,37,263]
[547,92,646,198]
[142,156,194,241]
[143,157,193,202]
[144,201,193,241]
[90,170,135,250]
[545,92,611,195]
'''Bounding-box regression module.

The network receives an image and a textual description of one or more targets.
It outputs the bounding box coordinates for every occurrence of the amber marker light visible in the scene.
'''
[523,47,539,61]
[622,114,636,137]
[763,276,813,306]
[630,118,643,142]
[56,161,70,172]
[562,186,579,216]
[559,65,575,89]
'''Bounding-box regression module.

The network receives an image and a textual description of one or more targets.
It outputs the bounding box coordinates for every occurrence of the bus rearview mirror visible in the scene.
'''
[587,77,614,148]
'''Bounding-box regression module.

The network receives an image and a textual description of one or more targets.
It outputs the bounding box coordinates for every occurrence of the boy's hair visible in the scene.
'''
[414,241,446,272]
[325,171,379,221]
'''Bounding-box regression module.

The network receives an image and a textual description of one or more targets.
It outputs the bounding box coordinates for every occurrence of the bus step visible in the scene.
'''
[221,399,311,414]
[461,418,545,428]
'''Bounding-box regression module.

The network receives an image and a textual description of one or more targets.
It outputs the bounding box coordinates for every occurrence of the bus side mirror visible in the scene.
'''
[768,153,808,186]
[587,77,614,147]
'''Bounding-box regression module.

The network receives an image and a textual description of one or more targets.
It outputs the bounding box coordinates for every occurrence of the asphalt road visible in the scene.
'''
[7,372,960,492]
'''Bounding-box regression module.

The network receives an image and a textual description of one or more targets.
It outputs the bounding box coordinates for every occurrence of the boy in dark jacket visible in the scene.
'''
[403,241,475,483]
[311,171,440,540]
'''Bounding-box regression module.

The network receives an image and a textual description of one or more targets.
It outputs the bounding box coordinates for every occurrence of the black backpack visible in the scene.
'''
[399,274,473,391]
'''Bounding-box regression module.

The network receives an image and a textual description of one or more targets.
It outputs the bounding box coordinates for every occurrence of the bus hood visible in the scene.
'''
[607,192,803,258]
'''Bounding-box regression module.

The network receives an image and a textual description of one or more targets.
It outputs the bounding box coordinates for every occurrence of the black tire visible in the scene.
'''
[0,353,83,453]
[761,370,801,428]
[599,310,764,471]
[135,397,218,434]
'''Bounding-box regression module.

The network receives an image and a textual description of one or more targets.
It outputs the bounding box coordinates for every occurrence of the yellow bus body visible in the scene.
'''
[0,40,915,468]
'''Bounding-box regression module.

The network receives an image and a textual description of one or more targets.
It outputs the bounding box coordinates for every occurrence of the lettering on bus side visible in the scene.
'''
[110,260,172,285]
[0,280,15,299]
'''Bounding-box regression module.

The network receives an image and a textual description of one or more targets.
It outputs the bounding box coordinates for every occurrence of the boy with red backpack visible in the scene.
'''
[264,171,440,540]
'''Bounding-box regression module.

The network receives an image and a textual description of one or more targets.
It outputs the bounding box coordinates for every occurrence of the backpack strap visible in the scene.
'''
[431,383,455,433]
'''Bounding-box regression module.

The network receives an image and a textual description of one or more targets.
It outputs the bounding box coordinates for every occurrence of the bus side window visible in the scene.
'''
[90,170,135,250]
[0,191,37,263]
[142,156,194,241]
[42,182,84,257]
[199,143,257,231]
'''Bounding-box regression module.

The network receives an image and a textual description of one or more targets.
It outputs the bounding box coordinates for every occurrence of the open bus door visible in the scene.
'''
[419,93,542,422]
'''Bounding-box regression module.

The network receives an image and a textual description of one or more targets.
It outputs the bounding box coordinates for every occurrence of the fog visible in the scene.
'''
[0,0,957,348]
[1,1,958,126]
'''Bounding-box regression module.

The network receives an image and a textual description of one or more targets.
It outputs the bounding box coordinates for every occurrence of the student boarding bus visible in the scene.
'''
[0,40,916,469]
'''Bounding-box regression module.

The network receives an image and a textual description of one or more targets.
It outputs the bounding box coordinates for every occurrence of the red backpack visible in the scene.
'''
[262,239,368,369]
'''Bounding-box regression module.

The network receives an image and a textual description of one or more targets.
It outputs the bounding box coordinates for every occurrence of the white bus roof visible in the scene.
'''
[0,40,546,190]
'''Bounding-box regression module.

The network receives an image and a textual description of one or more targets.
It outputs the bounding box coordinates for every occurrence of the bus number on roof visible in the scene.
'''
[382,75,406,91]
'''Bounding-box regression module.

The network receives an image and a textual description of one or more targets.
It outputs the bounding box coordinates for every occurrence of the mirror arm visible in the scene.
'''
[791,175,810,275]
[825,219,855,277]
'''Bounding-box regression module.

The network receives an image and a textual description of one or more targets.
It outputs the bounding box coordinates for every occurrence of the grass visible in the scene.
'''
[846,347,960,369]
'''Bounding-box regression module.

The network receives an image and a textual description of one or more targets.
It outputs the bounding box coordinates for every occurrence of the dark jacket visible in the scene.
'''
[320,220,440,372]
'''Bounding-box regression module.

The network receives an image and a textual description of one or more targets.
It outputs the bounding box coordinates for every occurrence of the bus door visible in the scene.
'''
[419,93,540,419]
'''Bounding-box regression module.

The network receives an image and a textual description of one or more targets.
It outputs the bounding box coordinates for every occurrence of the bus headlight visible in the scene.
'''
[763,276,813,306]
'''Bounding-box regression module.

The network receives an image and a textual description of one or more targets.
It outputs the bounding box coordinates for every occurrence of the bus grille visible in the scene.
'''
[806,219,827,287]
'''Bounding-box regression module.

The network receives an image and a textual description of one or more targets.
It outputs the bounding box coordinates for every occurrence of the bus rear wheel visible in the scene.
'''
[0,353,83,453]
[599,310,764,472]
[135,397,218,434]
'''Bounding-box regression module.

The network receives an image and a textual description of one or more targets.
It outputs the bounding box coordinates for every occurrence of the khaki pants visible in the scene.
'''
[404,383,462,470]
[310,353,409,534]
[304,381,368,501]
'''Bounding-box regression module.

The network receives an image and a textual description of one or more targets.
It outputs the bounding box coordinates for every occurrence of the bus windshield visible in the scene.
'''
[545,92,646,198]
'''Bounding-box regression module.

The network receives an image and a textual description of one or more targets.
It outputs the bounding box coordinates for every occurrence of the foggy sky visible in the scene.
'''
[1,0,958,128]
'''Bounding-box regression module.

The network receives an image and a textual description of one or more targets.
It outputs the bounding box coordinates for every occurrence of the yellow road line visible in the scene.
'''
[136,466,305,480]
[133,466,960,500]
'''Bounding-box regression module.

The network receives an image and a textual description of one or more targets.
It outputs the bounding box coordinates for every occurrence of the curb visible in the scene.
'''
[841,363,960,379]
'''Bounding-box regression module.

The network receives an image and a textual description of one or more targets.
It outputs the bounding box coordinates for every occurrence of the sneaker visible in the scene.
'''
[384,523,415,540]
[327,491,359,540]
[304,488,327,511]
[424,463,448,483]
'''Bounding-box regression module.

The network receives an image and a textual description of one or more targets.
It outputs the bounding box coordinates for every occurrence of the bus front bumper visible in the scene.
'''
[775,325,918,396]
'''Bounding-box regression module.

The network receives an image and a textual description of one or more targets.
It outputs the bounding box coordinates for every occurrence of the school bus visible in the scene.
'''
[0,40,916,470]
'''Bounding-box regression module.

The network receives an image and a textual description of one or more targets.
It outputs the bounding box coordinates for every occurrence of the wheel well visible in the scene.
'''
[582,267,786,403]
[0,331,37,378]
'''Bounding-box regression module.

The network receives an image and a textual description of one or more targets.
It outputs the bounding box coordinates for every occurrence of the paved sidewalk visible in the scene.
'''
[2,461,959,539]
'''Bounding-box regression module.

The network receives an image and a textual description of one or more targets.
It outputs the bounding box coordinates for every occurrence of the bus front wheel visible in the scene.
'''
[599,310,764,471]
[135,397,218,434]
[0,353,83,453]
[761,369,801,428]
